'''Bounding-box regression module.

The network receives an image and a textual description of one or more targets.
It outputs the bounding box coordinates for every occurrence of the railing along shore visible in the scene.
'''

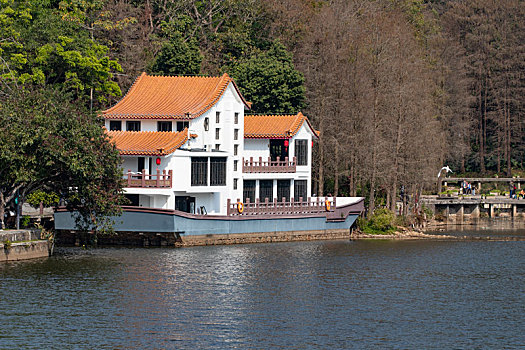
[227,197,335,216]
[125,169,172,188]
[243,157,297,173]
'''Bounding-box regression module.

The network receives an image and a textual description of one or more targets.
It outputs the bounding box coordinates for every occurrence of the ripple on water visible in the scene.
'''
[1,240,524,349]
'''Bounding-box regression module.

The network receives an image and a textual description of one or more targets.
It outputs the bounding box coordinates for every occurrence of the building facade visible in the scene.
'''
[103,72,319,215]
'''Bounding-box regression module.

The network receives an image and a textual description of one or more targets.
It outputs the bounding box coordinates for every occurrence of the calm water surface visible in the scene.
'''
[1,234,524,349]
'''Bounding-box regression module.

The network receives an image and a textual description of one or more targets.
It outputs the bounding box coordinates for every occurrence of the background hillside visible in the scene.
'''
[1,0,524,211]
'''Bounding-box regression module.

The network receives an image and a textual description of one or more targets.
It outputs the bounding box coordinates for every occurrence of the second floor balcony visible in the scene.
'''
[243,157,296,173]
[125,169,173,188]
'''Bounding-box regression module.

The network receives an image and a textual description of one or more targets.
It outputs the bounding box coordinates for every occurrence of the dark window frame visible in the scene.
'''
[210,157,227,186]
[109,120,122,131]
[215,128,220,140]
[277,180,290,201]
[243,180,256,202]
[157,121,172,132]
[216,111,220,123]
[259,180,273,202]
[191,157,208,186]
[234,144,238,156]
[295,139,308,166]
[234,112,239,124]
[176,121,189,132]
[126,121,141,131]
[294,180,307,200]
[234,129,239,140]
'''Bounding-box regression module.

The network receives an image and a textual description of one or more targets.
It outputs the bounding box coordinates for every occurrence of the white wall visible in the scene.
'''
[243,139,270,161]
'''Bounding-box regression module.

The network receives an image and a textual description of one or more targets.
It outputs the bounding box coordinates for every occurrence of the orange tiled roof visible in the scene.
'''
[244,112,320,139]
[103,72,250,119]
[106,130,189,156]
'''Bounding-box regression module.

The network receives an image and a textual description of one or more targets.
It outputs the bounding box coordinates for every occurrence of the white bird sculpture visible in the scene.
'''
[437,166,452,179]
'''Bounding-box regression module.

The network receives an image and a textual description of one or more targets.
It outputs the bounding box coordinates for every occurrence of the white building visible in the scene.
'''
[103,72,319,215]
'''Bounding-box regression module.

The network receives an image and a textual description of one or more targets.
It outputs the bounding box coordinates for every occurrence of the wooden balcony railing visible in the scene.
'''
[242,157,296,173]
[125,169,173,188]
[227,197,335,216]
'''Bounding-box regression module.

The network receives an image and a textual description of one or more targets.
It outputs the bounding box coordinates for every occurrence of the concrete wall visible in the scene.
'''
[0,241,49,261]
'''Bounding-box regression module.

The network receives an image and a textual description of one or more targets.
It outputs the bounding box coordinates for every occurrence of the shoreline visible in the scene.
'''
[350,227,525,242]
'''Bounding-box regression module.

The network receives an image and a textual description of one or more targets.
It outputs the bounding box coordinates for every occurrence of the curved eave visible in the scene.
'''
[102,73,251,120]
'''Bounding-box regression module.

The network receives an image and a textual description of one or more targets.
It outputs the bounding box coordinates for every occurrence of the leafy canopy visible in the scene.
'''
[226,40,306,114]
[149,18,203,75]
[0,0,122,107]
[0,85,125,232]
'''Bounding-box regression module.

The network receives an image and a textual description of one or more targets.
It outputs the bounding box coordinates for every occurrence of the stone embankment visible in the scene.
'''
[0,230,51,261]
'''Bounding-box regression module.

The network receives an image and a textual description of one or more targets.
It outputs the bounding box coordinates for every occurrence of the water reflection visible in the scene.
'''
[1,239,524,349]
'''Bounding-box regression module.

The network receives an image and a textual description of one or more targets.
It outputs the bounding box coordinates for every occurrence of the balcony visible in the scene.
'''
[125,169,173,188]
[243,157,296,173]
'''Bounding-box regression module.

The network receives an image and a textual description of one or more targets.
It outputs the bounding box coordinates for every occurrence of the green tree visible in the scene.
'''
[150,19,203,75]
[0,85,125,233]
[0,0,122,109]
[226,40,305,114]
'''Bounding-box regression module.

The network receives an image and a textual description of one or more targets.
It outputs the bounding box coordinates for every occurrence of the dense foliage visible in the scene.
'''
[0,86,125,231]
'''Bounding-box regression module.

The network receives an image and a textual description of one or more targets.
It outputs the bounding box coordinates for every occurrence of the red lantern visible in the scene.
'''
[156,157,161,165]
[284,140,289,147]
[312,141,314,147]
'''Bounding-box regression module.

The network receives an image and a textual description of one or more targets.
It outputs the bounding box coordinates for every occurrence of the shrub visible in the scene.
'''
[360,208,396,235]
[26,190,59,209]
[21,215,31,228]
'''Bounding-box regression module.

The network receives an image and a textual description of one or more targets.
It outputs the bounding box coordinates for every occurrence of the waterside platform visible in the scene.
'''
[0,230,51,261]
[421,195,525,222]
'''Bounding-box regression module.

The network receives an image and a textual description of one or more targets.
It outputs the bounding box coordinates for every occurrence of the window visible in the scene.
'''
[176,121,189,131]
[234,129,239,140]
[277,180,290,201]
[126,121,141,131]
[234,144,238,156]
[234,160,238,171]
[259,180,273,202]
[216,111,220,123]
[234,179,238,190]
[158,121,172,132]
[191,157,208,186]
[137,157,145,173]
[234,112,239,124]
[294,180,307,200]
[215,128,220,140]
[109,120,122,131]
[210,157,227,186]
[243,180,256,202]
[295,139,308,165]
[204,117,209,131]
[270,139,287,161]
[215,144,220,151]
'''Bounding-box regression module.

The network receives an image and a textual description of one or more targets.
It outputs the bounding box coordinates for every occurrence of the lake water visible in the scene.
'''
[1,230,524,349]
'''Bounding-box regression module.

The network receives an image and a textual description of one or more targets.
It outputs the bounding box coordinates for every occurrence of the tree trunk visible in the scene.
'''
[334,142,339,197]
[0,192,5,230]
